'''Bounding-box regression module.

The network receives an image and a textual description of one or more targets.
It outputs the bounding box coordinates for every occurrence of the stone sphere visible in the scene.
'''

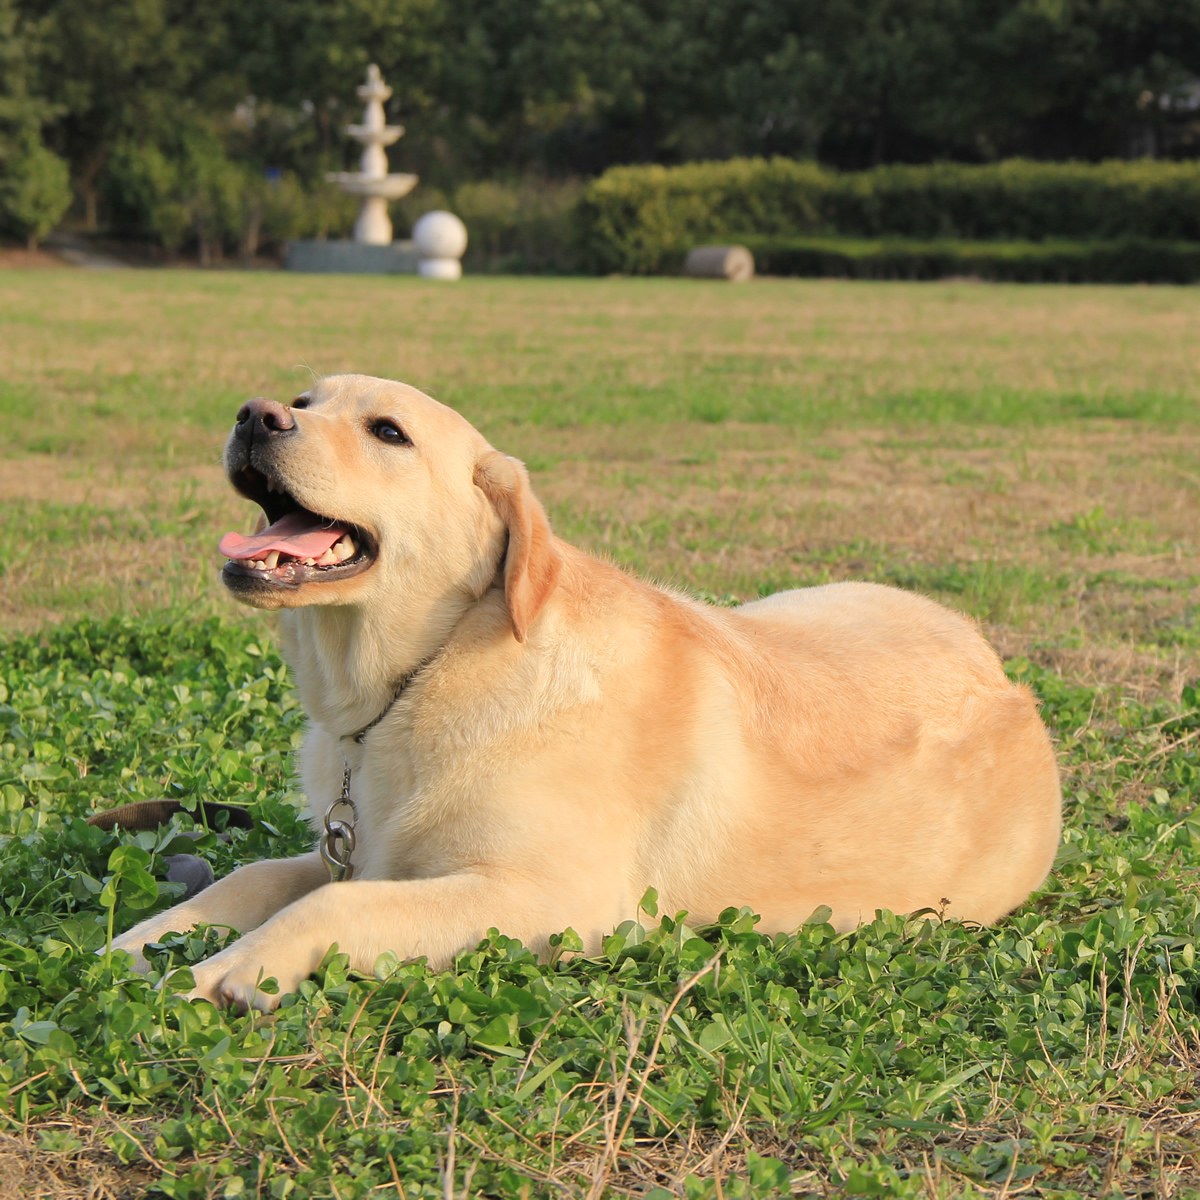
[413,211,468,260]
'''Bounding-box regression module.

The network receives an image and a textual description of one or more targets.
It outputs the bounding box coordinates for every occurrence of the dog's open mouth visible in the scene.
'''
[220,465,376,587]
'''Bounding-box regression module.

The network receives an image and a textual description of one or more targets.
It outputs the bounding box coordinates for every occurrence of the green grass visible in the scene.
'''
[2,271,1199,1196]
[1,619,1197,1197]
[2,273,1199,457]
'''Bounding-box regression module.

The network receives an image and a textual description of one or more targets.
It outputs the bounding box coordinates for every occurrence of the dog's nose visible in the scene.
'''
[234,398,296,444]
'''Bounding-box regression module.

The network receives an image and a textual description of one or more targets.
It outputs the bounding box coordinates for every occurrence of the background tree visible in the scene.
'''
[25,0,235,228]
[0,131,71,248]
[0,0,70,247]
[8,0,1200,251]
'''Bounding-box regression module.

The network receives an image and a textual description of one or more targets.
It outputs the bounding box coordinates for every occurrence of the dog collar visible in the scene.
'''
[345,688,402,747]
[321,653,437,882]
[344,652,434,745]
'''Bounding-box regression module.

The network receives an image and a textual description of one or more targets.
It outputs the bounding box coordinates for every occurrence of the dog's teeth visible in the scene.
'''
[333,538,355,562]
[263,551,280,570]
[266,478,278,494]
[249,559,264,570]
[316,548,338,566]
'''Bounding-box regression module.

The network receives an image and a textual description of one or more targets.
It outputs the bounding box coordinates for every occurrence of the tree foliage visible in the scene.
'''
[0,0,70,247]
[0,129,71,248]
[7,0,1200,250]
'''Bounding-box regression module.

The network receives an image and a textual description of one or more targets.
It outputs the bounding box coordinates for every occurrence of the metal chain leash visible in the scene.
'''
[318,655,440,884]
[320,761,358,882]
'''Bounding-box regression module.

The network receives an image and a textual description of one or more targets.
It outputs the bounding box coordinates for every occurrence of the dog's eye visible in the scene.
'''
[370,418,410,445]
[291,396,311,410]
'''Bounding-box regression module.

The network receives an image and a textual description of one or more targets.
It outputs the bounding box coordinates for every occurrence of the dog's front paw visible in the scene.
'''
[187,940,310,1014]
[108,918,177,973]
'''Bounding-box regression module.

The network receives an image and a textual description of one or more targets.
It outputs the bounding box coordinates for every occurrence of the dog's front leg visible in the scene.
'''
[110,852,329,971]
[187,873,553,1012]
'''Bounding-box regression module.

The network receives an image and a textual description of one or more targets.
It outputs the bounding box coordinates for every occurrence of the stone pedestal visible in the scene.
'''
[285,240,420,274]
[413,211,468,280]
[354,196,395,246]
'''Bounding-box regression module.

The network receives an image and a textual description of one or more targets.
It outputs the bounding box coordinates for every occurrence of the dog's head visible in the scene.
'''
[219,374,559,642]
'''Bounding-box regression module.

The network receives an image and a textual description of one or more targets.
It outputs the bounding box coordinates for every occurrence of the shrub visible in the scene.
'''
[178,134,245,265]
[577,158,832,274]
[394,177,585,273]
[741,235,1200,284]
[107,139,359,260]
[0,131,71,250]
[241,173,359,257]
[107,142,190,253]
[455,177,584,273]
[291,180,359,244]
[827,160,1200,241]
[579,158,1200,275]
[393,185,452,242]
[452,179,520,261]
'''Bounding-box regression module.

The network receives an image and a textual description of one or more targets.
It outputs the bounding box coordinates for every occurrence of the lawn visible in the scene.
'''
[1,270,1198,1197]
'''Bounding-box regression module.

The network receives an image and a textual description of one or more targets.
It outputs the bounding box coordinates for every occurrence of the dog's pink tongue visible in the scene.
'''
[219,511,345,561]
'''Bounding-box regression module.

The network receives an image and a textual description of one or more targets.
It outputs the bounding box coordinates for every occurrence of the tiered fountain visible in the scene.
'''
[326,64,417,246]
[288,65,439,275]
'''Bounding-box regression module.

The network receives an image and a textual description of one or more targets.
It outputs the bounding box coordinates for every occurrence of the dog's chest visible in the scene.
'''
[301,719,457,880]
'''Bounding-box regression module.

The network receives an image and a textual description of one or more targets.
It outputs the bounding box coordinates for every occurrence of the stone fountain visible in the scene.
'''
[286,64,466,277]
[326,64,417,246]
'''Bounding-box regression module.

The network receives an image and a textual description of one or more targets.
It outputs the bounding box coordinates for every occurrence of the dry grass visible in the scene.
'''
[5,978,1196,1200]
[4,271,1198,708]
[0,1118,153,1200]
[3,273,1199,453]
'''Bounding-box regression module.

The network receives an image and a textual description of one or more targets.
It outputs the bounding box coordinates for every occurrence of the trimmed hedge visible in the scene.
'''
[741,235,1200,284]
[577,159,830,274]
[577,158,1200,275]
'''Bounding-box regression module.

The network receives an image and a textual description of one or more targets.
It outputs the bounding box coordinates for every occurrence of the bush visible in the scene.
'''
[741,235,1200,284]
[0,131,71,250]
[455,177,584,273]
[286,177,359,245]
[107,137,236,260]
[579,157,1200,275]
[825,160,1200,241]
[577,158,832,274]
[106,137,358,261]
[394,177,585,273]
[244,174,358,257]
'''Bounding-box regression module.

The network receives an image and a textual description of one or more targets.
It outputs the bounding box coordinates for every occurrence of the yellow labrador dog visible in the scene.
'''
[113,374,1061,1010]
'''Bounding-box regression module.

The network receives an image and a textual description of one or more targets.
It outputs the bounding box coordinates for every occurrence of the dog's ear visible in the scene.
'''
[474,451,562,643]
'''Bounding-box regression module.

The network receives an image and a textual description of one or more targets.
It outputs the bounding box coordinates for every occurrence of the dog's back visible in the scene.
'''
[637,581,1062,930]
